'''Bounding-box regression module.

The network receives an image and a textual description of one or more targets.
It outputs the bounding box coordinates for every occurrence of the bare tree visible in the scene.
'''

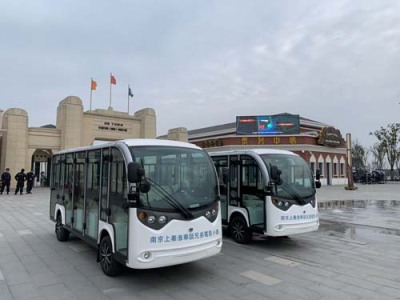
[370,142,385,169]
[352,139,369,170]
[370,123,400,180]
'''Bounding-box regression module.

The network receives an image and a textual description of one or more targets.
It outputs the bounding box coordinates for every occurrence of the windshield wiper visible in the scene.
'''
[279,181,305,203]
[145,178,194,219]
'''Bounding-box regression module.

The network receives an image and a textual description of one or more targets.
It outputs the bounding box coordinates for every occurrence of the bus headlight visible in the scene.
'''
[204,202,219,222]
[147,215,156,224]
[158,215,168,224]
[272,198,292,211]
[137,209,171,229]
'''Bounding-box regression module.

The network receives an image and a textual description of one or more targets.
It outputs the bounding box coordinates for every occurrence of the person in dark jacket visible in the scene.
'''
[26,170,35,194]
[14,169,26,195]
[1,168,11,195]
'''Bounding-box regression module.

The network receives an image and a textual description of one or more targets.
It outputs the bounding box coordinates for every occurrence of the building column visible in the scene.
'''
[1,108,29,174]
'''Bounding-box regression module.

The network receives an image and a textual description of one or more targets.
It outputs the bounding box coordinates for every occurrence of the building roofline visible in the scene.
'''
[186,114,331,139]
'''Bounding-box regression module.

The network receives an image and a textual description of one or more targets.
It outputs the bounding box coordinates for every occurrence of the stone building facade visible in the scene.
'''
[0,96,156,180]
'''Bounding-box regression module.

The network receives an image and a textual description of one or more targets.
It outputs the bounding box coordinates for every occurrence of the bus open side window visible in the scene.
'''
[222,167,229,185]
[229,156,239,206]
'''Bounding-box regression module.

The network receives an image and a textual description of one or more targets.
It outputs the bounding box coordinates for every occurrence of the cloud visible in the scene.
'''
[1,0,400,147]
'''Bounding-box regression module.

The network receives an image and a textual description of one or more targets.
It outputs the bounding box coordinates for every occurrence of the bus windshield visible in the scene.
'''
[261,154,315,200]
[130,146,218,211]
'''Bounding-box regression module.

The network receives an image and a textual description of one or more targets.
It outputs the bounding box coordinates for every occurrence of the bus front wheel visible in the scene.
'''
[230,215,252,244]
[55,214,70,241]
[99,236,123,276]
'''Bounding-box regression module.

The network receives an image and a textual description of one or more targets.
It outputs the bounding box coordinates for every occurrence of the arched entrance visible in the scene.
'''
[31,149,52,186]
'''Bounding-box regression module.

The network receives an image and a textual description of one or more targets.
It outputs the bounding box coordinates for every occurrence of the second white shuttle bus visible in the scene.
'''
[209,148,321,244]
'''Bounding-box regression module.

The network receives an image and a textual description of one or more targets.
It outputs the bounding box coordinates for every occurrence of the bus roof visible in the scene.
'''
[55,139,202,155]
[207,148,298,157]
[123,139,201,150]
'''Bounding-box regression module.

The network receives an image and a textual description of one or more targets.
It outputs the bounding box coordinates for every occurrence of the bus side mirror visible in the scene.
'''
[270,165,282,185]
[139,180,151,193]
[128,162,145,183]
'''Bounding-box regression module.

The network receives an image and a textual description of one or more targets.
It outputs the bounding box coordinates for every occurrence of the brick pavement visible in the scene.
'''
[0,186,399,299]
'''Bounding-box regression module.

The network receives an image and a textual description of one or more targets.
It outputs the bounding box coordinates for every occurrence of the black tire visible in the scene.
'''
[99,236,123,276]
[55,213,70,242]
[229,215,252,244]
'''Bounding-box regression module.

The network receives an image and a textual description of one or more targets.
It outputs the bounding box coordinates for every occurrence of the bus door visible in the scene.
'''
[100,148,110,222]
[64,153,74,228]
[229,155,240,207]
[212,156,229,223]
[85,149,101,239]
[240,155,265,231]
[108,148,128,257]
[50,155,62,220]
[72,152,85,233]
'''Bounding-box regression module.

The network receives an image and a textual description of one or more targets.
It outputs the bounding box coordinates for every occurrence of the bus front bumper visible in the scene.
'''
[126,238,222,269]
[269,219,319,236]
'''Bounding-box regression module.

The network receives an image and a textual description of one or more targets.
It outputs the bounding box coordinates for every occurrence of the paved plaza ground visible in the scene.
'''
[317,181,400,202]
[0,183,399,299]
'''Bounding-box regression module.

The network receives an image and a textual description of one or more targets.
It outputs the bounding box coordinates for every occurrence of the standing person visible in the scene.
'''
[26,170,35,194]
[40,171,47,187]
[14,168,26,195]
[1,168,11,195]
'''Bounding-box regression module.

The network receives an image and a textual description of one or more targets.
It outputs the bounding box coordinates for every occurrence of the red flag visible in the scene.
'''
[91,79,97,90]
[110,74,117,85]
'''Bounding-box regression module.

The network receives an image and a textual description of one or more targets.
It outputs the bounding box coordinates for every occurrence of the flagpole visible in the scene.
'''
[90,78,93,110]
[128,85,130,114]
[109,73,112,109]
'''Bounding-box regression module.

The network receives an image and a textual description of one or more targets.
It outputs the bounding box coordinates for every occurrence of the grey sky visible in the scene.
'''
[1,0,400,147]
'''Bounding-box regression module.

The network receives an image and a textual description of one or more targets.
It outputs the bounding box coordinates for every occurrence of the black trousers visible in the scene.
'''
[27,181,34,193]
[15,183,24,194]
[1,182,10,194]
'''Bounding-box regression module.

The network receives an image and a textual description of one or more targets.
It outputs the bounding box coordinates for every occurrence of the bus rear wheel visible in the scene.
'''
[99,236,123,276]
[230,215,252,244]
[55,214,70,241]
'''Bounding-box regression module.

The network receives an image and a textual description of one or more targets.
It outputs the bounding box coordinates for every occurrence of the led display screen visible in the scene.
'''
[236,114,300,135]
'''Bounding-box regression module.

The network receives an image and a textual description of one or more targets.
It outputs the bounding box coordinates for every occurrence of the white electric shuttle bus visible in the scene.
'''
[209,148,321,244]
[50,139,222,276]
